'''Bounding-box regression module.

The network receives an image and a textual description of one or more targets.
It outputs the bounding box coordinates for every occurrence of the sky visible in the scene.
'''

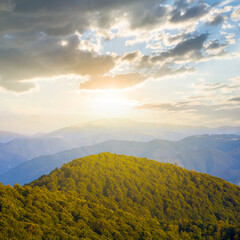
[0,0,240,134]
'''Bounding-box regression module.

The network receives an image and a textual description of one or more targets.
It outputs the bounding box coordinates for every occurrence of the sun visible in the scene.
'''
[89,91,135,117]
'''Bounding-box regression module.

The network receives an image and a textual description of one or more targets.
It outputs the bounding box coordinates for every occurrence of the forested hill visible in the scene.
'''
[1,153,240,239]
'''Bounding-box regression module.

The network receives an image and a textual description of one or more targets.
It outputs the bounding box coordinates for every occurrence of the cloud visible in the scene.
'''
[205,40,226,50]
[206,14,224,26]
[136,100,235,114]
[0,0,14,12]
[129,3,168,29]
[136,101,194,112]
[222,23,234,29]
[135,74,240,125]
[79,73,146,90]
[136,99,240,125]
[170,3,210,23]
[0,0,237,92]
[225,33,236,44]
[150,33,210,63]
[122,51,140,61]
[153,64,195,78]
[0,78,36,93]
[0,36,115,91]
[0,32,204,92]
[0,0,227,39]
[230,97,240,102]
[0,0,169,37]
[194,77,240,94]
[204,40,227,54]
[165,32,190,46]
[231,5,240,21]
[165,33,209,58]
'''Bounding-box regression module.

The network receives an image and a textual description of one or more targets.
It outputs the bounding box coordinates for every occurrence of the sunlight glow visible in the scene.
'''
[89,92,136,117]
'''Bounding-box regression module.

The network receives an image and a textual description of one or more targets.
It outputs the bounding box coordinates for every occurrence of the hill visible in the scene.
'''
[0,153,240,239]
[1,134,240,186]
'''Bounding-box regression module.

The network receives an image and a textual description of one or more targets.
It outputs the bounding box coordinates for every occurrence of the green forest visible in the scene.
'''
[0,153,240,239]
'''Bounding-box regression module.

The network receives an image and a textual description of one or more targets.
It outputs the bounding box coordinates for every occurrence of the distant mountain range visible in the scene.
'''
[1,134,240,186]
[0,137,80,174]
[1,118,240,176]
[47,118,240,142]
[0,131,24,143]
[0,153,239,239]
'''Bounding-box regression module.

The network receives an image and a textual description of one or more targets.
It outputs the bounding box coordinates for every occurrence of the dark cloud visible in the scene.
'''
[122,51,139,61]
[206,40,226,49]
[0,0,213,38]
[151,33,209,62]
[170,3,210,23]
[129,3,168,29]
[166,33,208,57]
[206,14,224,26]
[79,73,146,90]
[0,36,115,91]
[0,0,14,12]
[173,0,189,9]
[13,0,135,13]
[0,0,167,37]
[229,97,240,102]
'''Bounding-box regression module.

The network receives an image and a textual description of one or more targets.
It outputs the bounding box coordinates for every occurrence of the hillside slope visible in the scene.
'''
[0,153,240,239]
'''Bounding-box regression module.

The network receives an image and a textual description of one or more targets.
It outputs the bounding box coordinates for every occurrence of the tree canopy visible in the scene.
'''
[0,153,240,239]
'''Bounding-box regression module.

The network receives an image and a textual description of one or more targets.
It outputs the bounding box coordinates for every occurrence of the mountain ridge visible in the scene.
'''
[1,119,240,176]
[1,134,240,186]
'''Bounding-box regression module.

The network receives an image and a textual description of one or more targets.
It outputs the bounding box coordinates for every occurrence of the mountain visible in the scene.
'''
[0,139,191,185]
[0,119,158,175]
[229,146,240,162]
[176,147,236,176]
[0,131,24,143]
[0,137,78,160]
[0,151,26,175]
[181,134,240,152]
[0,153,239,239]
[0,137,80,175]
[1,134,240,186]
[222,169,240,186]
[48,118,240,142]
[1,119,240,176]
